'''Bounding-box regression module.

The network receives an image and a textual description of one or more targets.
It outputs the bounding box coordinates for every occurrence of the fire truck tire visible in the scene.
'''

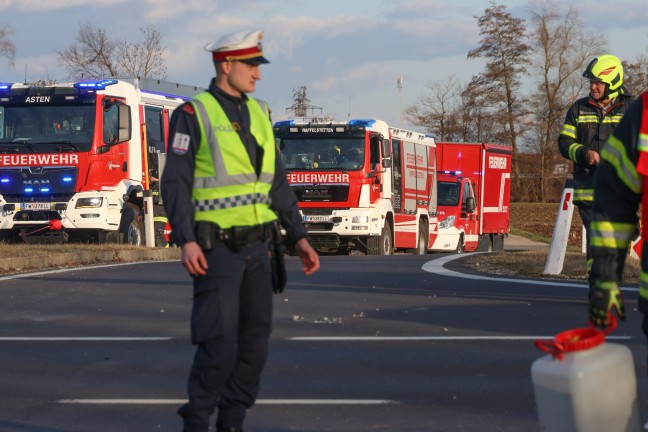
[119,205,144,246]
[492,234,505,251]
[367,224,393,255]
[454,234,465,254]
[414,221,428,255]
[476,234,492,252]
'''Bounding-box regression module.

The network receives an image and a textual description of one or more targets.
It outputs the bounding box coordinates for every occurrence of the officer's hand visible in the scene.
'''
[589,281,625,328]
[181,241,208,277]
[295,238,320,275]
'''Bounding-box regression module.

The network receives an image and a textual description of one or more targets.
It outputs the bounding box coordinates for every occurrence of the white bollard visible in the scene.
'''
[544,180,575,275]
[143,189,155,248]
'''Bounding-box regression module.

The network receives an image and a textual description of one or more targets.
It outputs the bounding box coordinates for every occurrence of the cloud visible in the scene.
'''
[2,0,127,12]
[143,0,217,21]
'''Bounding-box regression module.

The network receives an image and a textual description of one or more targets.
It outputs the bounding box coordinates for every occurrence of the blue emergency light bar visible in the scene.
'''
[274,120,295,128]
[348,119,376,127]
[442,170,462,176]
[74,79,118,90]
[0,83,12,91]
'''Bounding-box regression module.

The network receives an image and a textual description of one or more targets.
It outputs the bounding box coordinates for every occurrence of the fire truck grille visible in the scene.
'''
[291,185,349,202]
[4,193,75,203]
[305,222,334,231]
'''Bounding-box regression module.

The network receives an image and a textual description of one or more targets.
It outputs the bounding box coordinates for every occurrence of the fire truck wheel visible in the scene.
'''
[454,234,465,254]
[119,205,144,246]
[492,234,505,251]
[414,222,428,255]
[367,224,393,255]
[380,224,394,255]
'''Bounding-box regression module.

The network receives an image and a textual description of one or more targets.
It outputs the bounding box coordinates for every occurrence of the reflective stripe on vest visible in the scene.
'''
[190,92,277,228]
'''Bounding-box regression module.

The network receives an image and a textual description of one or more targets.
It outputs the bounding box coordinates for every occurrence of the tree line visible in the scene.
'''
[405,1,648,202]
[0,22,166,81]
[2,2,647,202]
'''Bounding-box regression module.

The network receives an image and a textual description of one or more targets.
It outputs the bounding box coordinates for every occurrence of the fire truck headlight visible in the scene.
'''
[439,215,455,229]
[352,216,369,224]
[75,197,103,208]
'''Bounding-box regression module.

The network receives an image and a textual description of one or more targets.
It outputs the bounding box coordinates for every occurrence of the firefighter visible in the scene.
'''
[161,29,320,432]
[558,54,632,273]
[588,90,648,409]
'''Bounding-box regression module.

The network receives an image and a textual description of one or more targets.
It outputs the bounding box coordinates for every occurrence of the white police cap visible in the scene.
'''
[204,29,269,64]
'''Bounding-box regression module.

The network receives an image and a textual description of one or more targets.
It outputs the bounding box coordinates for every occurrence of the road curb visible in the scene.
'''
[0,247,181,274]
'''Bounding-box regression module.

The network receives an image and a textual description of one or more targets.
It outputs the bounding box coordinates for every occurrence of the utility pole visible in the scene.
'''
[397,75,403,127]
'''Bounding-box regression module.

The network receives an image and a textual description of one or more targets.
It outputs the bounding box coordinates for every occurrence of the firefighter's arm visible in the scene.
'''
[558,106,587,165]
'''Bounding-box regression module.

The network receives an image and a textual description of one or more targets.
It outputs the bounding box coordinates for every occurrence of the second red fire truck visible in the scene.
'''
[274,118,512,255]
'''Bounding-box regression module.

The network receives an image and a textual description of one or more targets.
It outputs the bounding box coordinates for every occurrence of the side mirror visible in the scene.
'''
[464,196,476,213]
[117,104,131,142]
[382,138,391,158]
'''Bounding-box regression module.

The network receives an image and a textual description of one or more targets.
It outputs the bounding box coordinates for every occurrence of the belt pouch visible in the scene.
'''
[194,221,218,252]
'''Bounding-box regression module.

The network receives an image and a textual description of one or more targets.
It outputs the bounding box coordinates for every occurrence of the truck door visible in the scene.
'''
[462,179,479,251]
[144,106,164,182]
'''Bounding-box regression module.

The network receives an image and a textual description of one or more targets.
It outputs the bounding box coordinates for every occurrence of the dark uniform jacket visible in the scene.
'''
[590,94,647,308]
[558,94,633,202]
[161,79,308,247]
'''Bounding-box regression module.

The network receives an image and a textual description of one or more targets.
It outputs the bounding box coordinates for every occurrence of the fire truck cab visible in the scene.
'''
[0,78,204,244]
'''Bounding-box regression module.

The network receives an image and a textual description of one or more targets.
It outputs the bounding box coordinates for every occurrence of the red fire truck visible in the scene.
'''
[430,142,512,253]
[274,119,438,255]
[0,78,203,245]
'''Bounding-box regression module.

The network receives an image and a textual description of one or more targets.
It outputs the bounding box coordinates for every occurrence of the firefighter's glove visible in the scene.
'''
[589,281,625,328]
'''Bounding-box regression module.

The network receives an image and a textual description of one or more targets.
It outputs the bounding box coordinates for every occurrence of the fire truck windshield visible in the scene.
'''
[279,138,365,170]
[438,181,460,206]
[0,104,95,153]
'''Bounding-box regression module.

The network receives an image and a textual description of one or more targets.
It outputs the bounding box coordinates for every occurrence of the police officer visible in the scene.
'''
[558,54,632,273]
[161,29,320,432]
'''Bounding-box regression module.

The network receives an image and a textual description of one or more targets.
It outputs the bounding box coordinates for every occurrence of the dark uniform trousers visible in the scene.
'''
[179,239,273,432]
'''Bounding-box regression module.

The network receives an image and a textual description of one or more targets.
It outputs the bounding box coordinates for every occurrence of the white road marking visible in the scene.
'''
[288,336,632,341]
[59,399,395,405]
[0,337,171,341]
[422,253,639,292]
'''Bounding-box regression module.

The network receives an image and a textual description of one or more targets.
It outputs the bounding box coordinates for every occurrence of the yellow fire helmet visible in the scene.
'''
[582,54,624,99]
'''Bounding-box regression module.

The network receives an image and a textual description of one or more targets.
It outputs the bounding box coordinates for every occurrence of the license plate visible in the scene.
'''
[22,202,51,210]
[303,215,329,222]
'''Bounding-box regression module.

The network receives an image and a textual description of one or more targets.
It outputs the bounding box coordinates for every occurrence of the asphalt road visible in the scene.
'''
[0,248,645,432]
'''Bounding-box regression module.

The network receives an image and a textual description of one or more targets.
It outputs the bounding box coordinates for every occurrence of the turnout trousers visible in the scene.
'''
[178,240,273,432]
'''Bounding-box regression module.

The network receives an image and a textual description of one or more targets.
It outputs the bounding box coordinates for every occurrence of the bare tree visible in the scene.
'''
[624,52,648,95]
[118,25,167,79]
[57,23,167,80]
[467,1,531,154]
[404,76,460,140]
[525,1,607,201]
[0,23,16,66]
[458,76,509,143]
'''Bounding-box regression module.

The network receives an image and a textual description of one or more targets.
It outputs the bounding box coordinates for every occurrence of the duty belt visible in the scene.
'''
[194,221,274,252]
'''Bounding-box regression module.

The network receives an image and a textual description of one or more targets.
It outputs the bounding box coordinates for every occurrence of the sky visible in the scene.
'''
[1,0,648,129]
